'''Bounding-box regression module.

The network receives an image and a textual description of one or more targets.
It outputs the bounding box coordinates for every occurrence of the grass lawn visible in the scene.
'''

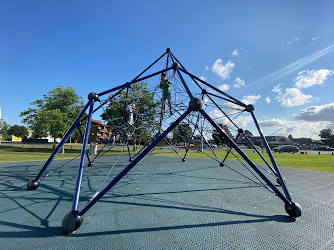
[0,145,126,163]
[151,149,334,173]
[0,154,78,162]
[1,145,333,173]
[0,145,82,154]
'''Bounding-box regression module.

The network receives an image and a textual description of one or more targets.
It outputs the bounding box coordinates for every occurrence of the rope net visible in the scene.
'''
[42,53,284,201]
[26,50,303,235]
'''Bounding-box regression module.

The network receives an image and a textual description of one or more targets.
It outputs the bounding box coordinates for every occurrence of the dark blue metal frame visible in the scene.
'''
[250,111,292,202]
[72,99,95,211]
[26,49,300,234]
[79,108,192,215]
[33,102,90,181]
[200,109,292,205]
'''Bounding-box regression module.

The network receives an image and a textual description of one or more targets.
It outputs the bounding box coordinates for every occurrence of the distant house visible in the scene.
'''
[292,138,320,149]
[188,135,215,145]
[76,119,112,143]
[236,136,293,146]
[156,137,172,146]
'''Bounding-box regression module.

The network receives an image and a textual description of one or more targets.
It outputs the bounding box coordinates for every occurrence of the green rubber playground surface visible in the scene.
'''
[0,156,334,249]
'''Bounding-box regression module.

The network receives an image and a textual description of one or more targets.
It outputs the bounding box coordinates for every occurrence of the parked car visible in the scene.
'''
[272,145,298,153]
[312,146,327,151]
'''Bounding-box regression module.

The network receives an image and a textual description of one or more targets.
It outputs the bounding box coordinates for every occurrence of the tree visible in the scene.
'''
[244,130,253,137]
[319,128,334,147]
[239,129,254,148]
[20,85,84,146]
[173,123,193,144]
[0,121,11,141]
[212,124,234,145]
[8,125,29,138]
[102,82,158,149]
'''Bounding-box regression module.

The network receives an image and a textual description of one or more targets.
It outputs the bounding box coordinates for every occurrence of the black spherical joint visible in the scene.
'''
[202,89,207,94]
[245,104,255,112]
[276,177,286,186]
[88,162,93,167]
[220,162,224,167]
[189,97,204,111]
[88,92,100,102]
[182,158,185,162]
[62,211,83,234]
[166,48,171,53]
[285,202,302,218]
[172,62,179,70]
[238,128,244,134]
[27,180,39,190]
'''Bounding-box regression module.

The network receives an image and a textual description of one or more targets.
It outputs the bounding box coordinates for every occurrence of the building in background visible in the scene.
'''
[76,119,112,143]
[0,107,3,130]
[236,136,293,147]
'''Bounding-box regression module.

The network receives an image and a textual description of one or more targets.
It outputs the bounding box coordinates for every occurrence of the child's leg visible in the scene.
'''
[129,112,134,125]
[162,97,166,112]
[167,97,172,114]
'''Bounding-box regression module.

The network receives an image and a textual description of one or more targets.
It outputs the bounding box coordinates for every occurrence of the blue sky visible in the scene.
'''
[1,0,334,139]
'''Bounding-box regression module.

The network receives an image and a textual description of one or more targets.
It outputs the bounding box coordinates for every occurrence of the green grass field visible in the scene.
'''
[0,154,78,162]
[0,145,333,173]
[151,149,334,173]
[0,145,82,154]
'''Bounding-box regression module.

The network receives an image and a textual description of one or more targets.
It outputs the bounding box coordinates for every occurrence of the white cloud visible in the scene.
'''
[294,103,334,122]
[283,36,299,46]
[265,97,271,104]
[234,116,253,127]
[209,109,252,127]
[207,94,261,129]
[275,87,312,107]
[233,77,246,88]
[259,118,289,127]
[217,84,230,91]
[272,84,283,93]
[232,49,239,56]
[294,69,334,89]
[202,97,210,109]
[209,109,229,125]
[205,66,210,71]
[199,76,206,81]
[312,37,318,41]
[212,59,235,80]
[242,94,261,105]
[258,118,330,139]
[207,89,217,95]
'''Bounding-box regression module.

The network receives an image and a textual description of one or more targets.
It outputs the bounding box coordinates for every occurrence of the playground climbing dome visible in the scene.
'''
[26,48,302,234]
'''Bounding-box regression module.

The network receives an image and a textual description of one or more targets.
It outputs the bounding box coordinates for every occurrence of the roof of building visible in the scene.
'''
[292,138,315,144]
[236,136,293,145]
[91,119,106,126]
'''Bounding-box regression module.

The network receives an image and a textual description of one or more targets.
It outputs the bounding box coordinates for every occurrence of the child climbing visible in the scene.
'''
[160,72,173,115]
[125,101,138,126]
